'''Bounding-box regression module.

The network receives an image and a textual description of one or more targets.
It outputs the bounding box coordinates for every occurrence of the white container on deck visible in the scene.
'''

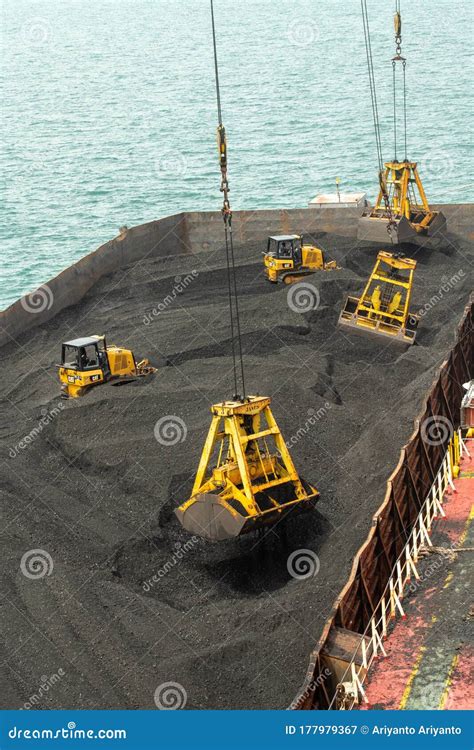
[308,191,368,209]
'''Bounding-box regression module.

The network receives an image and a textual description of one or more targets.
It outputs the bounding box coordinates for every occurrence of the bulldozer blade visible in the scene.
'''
[175,494,247,542]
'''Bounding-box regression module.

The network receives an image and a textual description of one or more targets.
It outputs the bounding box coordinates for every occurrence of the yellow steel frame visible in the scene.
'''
[178,395,318,521]
[339,251,418,343]
[355,251,416,327]
[372,161,436,228]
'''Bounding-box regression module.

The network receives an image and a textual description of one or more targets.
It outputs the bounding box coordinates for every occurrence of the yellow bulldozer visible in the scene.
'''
[58,335,157,398]
[263,234,339,284]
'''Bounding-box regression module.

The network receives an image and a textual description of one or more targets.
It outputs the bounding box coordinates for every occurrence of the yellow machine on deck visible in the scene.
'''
[358,161,447,244]
[263,235,339,284]
[58,335,156,398]
[175,395,319,541]
[339,251,419,344]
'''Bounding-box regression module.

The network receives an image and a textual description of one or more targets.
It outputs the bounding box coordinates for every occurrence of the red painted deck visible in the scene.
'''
[359,440,474,710]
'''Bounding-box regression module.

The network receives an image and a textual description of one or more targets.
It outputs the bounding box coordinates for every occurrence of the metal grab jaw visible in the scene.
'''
[339,251,419,345]
[175,396,319,541]
[358,161,447,244]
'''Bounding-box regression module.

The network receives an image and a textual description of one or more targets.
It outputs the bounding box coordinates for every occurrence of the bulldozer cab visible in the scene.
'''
[267,235,302,265]
[61,336,108,373]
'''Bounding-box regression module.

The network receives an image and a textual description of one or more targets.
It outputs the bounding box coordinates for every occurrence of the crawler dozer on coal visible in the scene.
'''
[58,335,156,398]
[339,251,419,344]
[263,235,339,284]
[175,396,319,541]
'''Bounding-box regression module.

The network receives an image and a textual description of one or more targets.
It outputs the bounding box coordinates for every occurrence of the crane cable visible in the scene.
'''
[392,0,408,161]
[361,0,395,240]
[210,0,246,400]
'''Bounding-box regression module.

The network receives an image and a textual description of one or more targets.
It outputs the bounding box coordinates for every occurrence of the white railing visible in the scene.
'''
[328,430,468,710]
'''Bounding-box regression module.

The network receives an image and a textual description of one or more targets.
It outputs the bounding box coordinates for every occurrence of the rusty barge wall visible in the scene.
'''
[1,203,469,349]
[294,297,473,710]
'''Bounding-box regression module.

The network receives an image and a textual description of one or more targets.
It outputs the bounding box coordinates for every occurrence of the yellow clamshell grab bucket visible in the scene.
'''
[339,251,419,344]
[358,4,446,245]
[178,5,319,543]
[175,396,319,542]
[358,161,447,244]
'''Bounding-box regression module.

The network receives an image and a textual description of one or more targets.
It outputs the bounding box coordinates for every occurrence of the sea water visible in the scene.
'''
[1,0,472,308]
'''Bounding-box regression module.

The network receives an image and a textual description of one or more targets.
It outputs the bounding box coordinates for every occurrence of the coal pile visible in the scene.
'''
[0,226,472,709]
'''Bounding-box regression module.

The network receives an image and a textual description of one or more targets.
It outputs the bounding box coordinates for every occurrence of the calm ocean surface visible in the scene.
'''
[1,0,473,308]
